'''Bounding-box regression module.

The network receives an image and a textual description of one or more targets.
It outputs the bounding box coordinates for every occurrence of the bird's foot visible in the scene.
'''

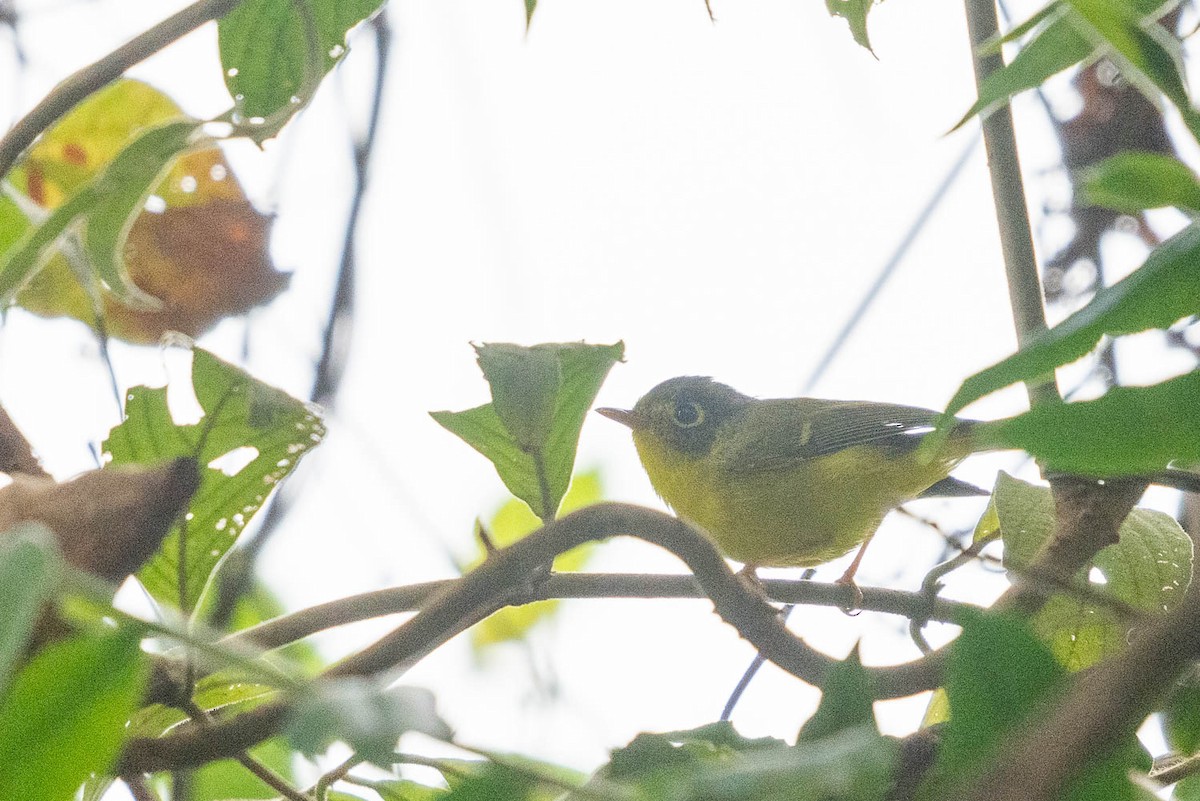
[834,570,864,616]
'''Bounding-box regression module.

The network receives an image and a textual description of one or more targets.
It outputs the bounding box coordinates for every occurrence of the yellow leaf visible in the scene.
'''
[9,79,287,342]
[471,471,603,650]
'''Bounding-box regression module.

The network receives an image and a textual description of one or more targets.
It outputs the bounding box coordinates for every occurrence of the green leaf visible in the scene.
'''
[0,629,147,801]
[1064,0,1200,143]
[355,779,448,801]
[952,7,1092,131]
[471,471,604,650]
[936,611,1065,780]
[287,682,451,766]
[620,727,892,800]
[219,0,384,136]
[0,192,32,262]
[826,0,875,53]
[797,646,876,741]
[0,524,61,701]
[432,341,623,520]
[974,370,1200,475]
[476,343,561,454]
[943,223,1200,418]
[82,120,199,308]
[592,723,895,800]
[103,348,325,613]
[193,739,298,801]
[128,671,279,740]
[991,473,1192,670]
[525,0,536,28]
[1081,151,1200,214]
[1165,668,1200,755]
[1178,776,1200,801]
[0,120,198,308]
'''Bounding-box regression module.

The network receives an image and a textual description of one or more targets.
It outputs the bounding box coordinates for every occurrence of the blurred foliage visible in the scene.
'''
[3,79,287,342]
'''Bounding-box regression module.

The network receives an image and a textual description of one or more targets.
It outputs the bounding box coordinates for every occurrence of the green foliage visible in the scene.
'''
[797,646,876,741]
[592,722,894,800]
[826,0,876,53]
[432,342,623,521]
[0,629,147,801]
[975,371,1200,475]
[987,473,1191,670]
[942,222,1200,418]
[0,120,198,307]
[471,471,604,650]
[953,7,1091,130]
[287,681,451,766]
[1081,152,1200,214]
[219,0,385,136]
[952,0,1178,132]
[1063,0,1200,142]
[0,192,30,260]
[192,739,298,800]
[925,610,1149,799]
[1164,668,1200,759]
[0,524,61,699]
[104,347,325,613]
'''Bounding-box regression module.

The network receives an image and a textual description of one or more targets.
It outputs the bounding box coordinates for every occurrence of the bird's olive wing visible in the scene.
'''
[722,399,941,473]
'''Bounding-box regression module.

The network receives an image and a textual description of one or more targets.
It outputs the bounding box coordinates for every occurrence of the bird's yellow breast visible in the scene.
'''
[632,427,963,567]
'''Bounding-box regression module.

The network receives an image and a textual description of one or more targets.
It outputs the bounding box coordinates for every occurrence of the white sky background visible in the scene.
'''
[2,0,1194,779]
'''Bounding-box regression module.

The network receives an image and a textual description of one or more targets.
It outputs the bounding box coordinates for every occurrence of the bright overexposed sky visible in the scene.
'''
[3,0,1194,778]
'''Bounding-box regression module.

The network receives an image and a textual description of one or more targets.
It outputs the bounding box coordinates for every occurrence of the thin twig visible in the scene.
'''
[961,0,1057,407]
[220,571,977,654]
[0,0,249,180]
[309,754,363,800]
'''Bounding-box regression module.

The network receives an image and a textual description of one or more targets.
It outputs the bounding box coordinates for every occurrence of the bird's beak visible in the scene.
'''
[595,407,639,429]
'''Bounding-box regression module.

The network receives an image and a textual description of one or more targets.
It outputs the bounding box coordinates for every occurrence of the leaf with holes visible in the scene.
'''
[103,348,325,613]
[6,79,288,343]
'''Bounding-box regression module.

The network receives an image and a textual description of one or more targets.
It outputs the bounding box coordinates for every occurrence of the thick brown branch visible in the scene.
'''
[0,0,248,180]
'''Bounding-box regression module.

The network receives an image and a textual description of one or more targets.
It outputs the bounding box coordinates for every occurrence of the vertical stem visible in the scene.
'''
[962,0,1060,407]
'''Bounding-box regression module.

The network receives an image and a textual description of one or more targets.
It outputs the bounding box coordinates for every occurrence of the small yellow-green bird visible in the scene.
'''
[596,376,981,585]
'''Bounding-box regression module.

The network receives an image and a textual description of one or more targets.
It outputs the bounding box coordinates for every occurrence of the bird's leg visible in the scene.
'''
[835,536,873,612]
[736,563,772,601]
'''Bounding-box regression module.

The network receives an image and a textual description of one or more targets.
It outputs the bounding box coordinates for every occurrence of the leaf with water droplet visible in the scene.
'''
[981,472,1192,671]
[218,0,385,140]
[104,347,325,614]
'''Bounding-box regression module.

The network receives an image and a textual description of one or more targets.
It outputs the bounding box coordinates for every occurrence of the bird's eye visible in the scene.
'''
[672,400,705,428]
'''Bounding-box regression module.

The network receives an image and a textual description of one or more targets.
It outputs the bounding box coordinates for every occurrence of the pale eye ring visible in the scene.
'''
[672,401,704,428]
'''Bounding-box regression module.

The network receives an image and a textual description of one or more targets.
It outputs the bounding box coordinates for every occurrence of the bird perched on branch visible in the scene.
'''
[597,376,982,588]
